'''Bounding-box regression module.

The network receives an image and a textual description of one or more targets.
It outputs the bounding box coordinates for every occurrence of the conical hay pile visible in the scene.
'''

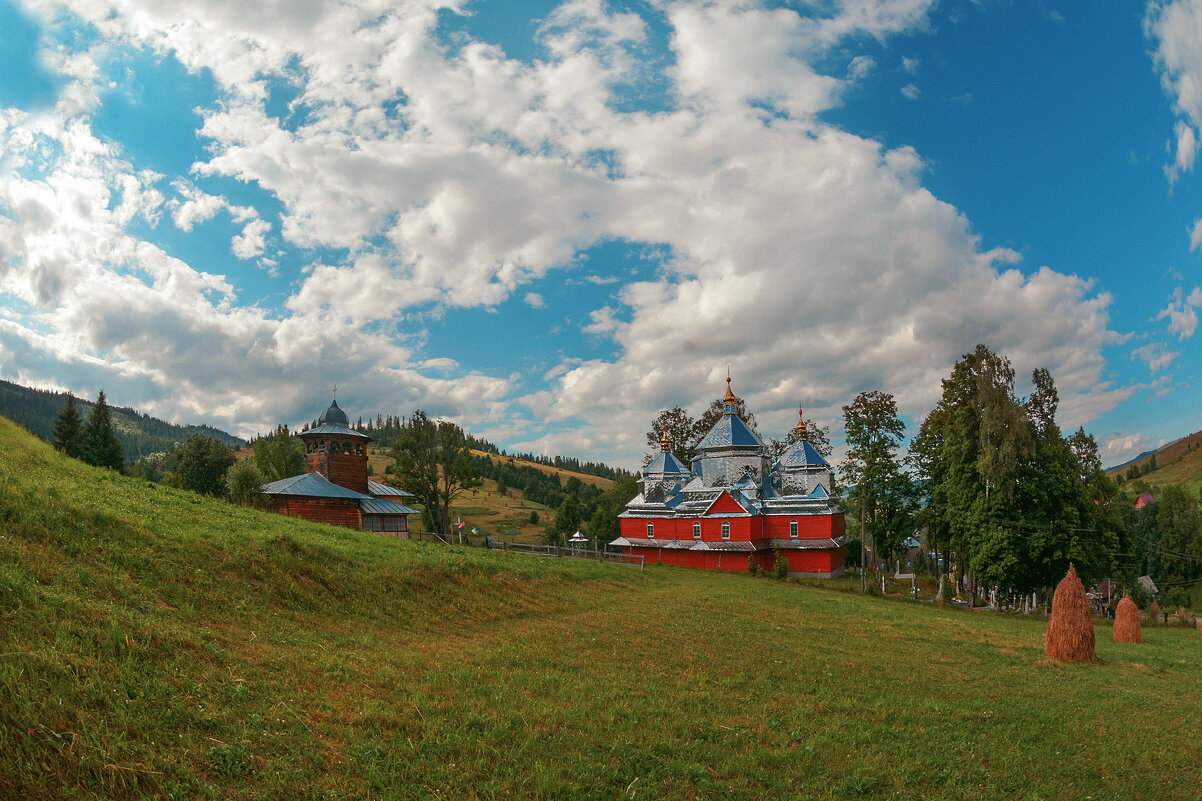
[1113,595,1142,643]
[1149,600,1161,624]
[1045,563,1095,663]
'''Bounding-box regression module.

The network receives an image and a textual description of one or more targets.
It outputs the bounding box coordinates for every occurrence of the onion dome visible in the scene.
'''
[660,424,672,452]
[318,399,350,427]
[793,406,808,440]
[722,376,738,415]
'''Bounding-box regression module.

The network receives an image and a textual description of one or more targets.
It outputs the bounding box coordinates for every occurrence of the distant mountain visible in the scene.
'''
[0,379,245,461]
[1107,449,1159,473]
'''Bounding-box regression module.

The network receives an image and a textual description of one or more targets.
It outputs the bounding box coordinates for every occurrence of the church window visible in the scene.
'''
[721,521,730,539]
[790,520,798,538]
[693,522,701,538]
[647,522,655,538]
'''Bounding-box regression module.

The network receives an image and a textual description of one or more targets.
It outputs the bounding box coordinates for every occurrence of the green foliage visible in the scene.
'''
[52,393,84,459]
[252,425,305,481]
[82,391,124,471]
[528,510,539,525]
[166,434,236,497]
[588,475,638,545]
[774,550,789,580]
[842,390,915,564]
[554,496,582,537]
[646,406,703,466]
[910,346,1129,595]
[1156,484,1201,593]
[391,410,482,537]
[226,458,266,506]
[747,556,758,576]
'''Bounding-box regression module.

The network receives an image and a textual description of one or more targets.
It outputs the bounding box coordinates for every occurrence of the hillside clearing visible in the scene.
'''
[1,417,1199,800]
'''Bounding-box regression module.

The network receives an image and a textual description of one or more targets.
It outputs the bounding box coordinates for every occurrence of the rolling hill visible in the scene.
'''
[1,415,1200,799]
[0,378,245,460]
[1108,428,1202,495]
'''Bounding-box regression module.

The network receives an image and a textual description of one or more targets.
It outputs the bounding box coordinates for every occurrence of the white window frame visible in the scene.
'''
[721,521,730,539]
[693,522,701,539]
[790,520,798,538]
[646,522,655,538]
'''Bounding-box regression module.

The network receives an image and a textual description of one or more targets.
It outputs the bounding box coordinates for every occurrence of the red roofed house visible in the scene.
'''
[1135,493,1155,510]
[610,378,849,577]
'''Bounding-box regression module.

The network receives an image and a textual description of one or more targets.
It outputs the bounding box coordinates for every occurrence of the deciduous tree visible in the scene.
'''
[166,434,236,497]
[842,390,910,589]
[391,411,481,538]
[227,458,266,506]
[252,425,305,481]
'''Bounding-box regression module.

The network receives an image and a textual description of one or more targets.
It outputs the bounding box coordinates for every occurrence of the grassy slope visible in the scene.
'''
[3,417,1201,800]
[1108,429,1202,495]
[363,447,613,543]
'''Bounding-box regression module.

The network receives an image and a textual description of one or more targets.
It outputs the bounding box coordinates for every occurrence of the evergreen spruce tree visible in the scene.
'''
[52,393,84,459]
[82,391,125,471]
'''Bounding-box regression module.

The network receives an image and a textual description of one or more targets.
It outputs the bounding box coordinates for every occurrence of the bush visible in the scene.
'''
[774,551,789,580]
[226,458,266,507]
[747,556,758,576]
[528,510,539,525]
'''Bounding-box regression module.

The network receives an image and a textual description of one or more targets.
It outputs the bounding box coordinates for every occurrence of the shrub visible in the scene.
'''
[747,556,758,576]
[774,551,789,580]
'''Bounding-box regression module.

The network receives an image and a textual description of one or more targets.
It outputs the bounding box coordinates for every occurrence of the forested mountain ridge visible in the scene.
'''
[0,378,245,460]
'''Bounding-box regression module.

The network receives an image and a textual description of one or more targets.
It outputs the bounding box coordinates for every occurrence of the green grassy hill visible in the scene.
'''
[360,446,614,544]
[2,416,1200,800]
[1109,428,1202,495]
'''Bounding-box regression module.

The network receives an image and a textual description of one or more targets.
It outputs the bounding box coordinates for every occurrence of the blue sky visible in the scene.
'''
[0,0,1200,469]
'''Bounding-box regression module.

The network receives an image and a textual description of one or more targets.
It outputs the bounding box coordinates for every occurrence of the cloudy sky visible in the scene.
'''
[1,0,1200,469]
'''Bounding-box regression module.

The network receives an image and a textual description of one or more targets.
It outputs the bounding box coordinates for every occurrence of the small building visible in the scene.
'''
[1135,493,1155,510]
[262,399,418,535]
[610,378,849,577]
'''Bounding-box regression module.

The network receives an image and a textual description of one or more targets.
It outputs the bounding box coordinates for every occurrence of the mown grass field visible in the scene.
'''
[3,416,1200,800]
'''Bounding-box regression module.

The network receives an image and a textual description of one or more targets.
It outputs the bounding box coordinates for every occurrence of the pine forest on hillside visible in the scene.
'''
[0,379,245,461]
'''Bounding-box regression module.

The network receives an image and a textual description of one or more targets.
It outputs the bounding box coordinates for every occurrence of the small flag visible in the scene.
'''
[458,521,466,530]
[472,527,478,534]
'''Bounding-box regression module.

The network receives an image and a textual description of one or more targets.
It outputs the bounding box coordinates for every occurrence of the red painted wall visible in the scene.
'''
[762,513,846,539]
[620,510,845,575]
[705,492,746,515]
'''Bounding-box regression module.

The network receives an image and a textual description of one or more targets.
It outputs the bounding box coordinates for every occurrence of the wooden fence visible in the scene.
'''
[491,540,645,571]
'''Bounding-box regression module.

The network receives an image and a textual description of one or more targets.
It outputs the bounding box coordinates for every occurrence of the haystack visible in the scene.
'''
[1149,600,1161,625]
[1113,595,1141,644]
[1045,563,1094,663]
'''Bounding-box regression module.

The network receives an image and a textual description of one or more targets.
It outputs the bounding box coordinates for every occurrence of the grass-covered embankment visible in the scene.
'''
[2,415,1200,799]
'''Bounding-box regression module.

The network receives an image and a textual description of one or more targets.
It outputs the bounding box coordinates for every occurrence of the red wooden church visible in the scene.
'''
[611,379,849,577]
[261,399,417,535]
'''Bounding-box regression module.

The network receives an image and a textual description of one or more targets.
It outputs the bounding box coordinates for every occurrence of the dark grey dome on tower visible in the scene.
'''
[318,399,350,427]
